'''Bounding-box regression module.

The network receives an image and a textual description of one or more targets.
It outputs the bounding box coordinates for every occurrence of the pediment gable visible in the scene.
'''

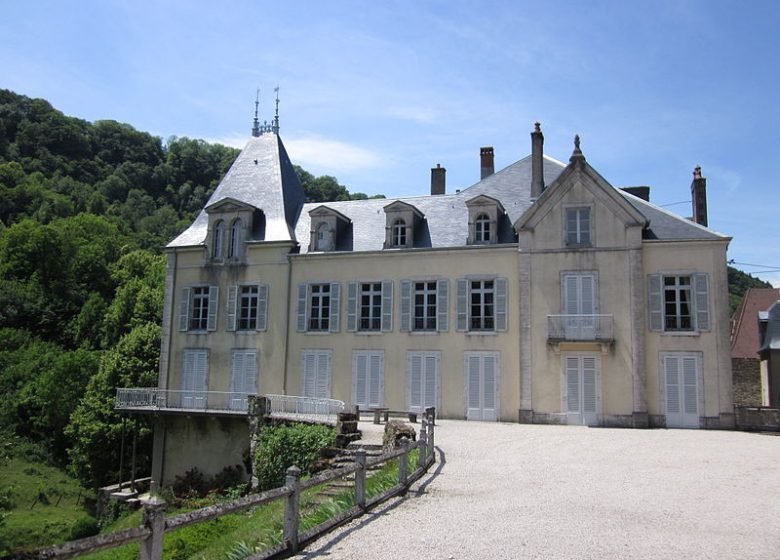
[383,200,423,218]
[309,205,350,223]
[466,194,505,213]
[205,197,257,214]
[515,159,646,232]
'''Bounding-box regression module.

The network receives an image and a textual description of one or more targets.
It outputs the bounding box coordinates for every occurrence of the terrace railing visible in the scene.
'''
[547,314,614,342]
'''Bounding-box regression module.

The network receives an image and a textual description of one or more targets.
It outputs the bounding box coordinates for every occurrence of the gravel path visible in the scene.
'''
[297,420,780,559]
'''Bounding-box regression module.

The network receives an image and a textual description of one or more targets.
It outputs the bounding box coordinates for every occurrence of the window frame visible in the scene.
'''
[359,282,383,332]
[308,283,332,332]
[469,279,495,331]
[564,206,592,247]
[475,213,491,243]
[228,218,243,258]
[413,280,438,331]
[648,272,709,333]
[190,286,210,331]
[663,275,693,332]
[213,220,226,259]
[392,218,407,247]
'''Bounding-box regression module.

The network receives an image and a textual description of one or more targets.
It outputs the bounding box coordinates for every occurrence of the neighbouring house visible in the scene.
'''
[117,118,734,486]
[730,288,780,405]
[758,300,780,406]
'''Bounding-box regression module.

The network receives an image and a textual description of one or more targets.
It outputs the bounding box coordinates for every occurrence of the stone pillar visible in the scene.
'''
[139,495,166,560]
[519,247,534,422]
[629,247,649,427]
[283,466,301,553]
[247,395,269,490]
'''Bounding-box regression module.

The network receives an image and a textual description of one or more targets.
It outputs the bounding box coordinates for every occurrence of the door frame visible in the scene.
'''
[561,353,601,426]
[464,351,500,421]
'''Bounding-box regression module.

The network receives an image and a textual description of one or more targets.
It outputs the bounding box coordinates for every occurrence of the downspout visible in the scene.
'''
[282,245,294,394]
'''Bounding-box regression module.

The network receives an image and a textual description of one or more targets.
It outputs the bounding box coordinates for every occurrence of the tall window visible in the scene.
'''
[392,219,407,247]
[475,214,490,243]
[360,282,383,331]
[664,276,692,331]
[213,221,225,258]
[309,284,331,331]
[228,219,242,258]
[470,280,494,331]
[414,281,437,331]
[315,222,334,251]
[238,285,259,330]
[190,287,210,330]
[565,207,591,246]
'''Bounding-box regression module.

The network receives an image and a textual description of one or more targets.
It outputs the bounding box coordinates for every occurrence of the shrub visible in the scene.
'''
[254,423,336,491]
[171,467,209,499]
[69,515,99,540]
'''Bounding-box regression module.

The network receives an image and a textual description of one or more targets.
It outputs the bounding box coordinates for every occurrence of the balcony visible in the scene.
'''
[547,314,614,351]
[115,388,345,424]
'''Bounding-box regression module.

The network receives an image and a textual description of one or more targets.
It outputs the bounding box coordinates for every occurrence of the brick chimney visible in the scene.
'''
[691,166,707,227]
[480,147,494,179]
[531,122,544,199]
[431,164,446,195]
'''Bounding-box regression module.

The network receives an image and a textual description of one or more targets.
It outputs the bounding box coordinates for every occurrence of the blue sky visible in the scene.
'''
[2,0,779,284]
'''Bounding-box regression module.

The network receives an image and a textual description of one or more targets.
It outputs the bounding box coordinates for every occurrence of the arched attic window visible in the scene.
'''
[228,219,243,258]
[392,218,407,247]
[213,220,226,258]
[315,222,335,251]
[475,213,491,243]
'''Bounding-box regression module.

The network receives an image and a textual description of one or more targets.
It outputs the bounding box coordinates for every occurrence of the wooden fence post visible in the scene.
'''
[355,449,367,509]
[399,438,409,487]
[283,465,301,554]
[139,495,166,560]
[418,420,428,469]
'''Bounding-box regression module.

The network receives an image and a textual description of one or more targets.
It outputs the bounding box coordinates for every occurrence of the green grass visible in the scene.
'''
[0,454,95,555]
[52,450,419,560]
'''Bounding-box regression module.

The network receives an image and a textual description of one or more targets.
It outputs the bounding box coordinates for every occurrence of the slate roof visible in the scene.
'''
[293,155,566,253]
[731,288,780,358]
[169,133,730,252]
[168,134,305,247]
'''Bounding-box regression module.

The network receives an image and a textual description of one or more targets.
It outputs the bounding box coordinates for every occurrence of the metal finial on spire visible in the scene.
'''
[272,86,280,135]
[252,88,261,137]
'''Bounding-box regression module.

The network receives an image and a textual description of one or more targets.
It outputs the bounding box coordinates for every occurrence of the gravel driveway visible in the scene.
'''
[298,420,780,559]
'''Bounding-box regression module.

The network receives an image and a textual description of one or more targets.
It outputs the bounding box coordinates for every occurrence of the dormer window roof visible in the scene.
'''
[205,197,257,263]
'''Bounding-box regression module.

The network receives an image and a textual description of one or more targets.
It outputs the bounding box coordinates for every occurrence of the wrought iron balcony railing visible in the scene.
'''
[547,314,614,342]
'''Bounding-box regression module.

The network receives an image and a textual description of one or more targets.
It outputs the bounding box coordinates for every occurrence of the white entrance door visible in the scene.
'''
[564,274,596,339]
[408,352,439,413]
[182,349,208,409]
[565,355,599,425]
[465,352,498,421]
[230,350,258,410]
[664,354,700,428]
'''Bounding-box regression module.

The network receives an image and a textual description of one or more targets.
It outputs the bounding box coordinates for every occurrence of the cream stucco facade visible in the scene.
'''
[138,127,734,485]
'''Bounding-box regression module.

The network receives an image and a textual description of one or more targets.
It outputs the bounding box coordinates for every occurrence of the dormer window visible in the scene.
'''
[466,195,504,245]
[309,206,350,252]
[316,222,335,251]
[383,201,422,249]
[213,220,226,258]
[392,219,407,247]
[475,214,490,243]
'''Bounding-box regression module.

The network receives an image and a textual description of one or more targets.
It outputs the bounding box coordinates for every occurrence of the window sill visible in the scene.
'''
[354,331,384,336]
[464,331,498,336]
[408,330,439,336]
[660,331,700,337]
[304,331,333,335]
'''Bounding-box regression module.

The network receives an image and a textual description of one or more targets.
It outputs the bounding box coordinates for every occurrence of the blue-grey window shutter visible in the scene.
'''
[207,286,219,331]
[400,280,412,332]
[647,274,663,331]
[227,286,238,332]
[257,284,268,331]
[457,278,468,332]
[693,273,710,331]
[329,283,341,333]
[437,279,449,332]
[495,277,508,331]
[381,280,393,332]
[347,282,358,332]
[179,287,190,331]
[296,284,308,332]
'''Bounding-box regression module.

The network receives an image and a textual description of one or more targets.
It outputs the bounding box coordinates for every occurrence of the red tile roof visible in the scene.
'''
[730,288,780,358]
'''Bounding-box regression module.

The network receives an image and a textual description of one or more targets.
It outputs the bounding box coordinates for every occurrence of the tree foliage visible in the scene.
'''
[727,265,772,315]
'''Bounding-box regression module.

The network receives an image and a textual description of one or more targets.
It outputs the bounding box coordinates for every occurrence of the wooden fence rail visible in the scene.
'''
[33,418,436,560]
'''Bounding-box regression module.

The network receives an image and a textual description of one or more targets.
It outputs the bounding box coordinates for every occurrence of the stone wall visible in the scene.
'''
[735,406,780,432]
[732,358,762,406]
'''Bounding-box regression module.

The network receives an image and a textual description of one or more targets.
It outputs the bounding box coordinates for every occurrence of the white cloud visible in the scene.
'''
[284,135,384,174]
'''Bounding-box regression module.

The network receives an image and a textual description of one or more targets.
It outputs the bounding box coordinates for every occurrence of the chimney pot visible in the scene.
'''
[431,164,446,195]
[531,122,545,198]
[691,166,708,227]
[480,147,495,180]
